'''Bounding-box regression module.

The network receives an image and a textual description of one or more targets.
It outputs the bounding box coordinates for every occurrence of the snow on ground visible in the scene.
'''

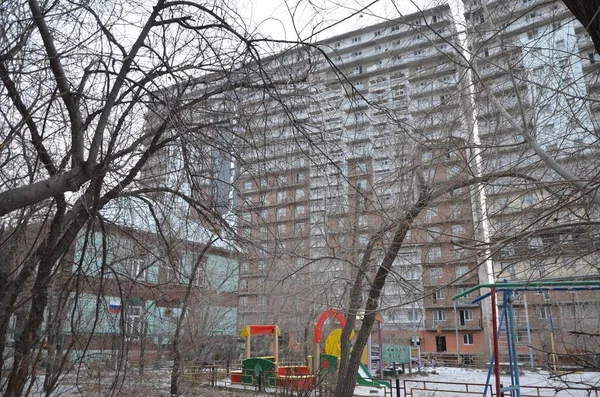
[13,366,600,396]
[429,365,600,388]
[352,366,600,397]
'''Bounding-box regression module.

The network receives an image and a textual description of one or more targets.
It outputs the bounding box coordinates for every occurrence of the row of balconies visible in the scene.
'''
[424,317,483,331]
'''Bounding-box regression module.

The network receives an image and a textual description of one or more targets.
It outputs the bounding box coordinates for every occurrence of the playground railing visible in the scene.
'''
[404,379,491,397]
[403,380,600,397]
[180,360,243,387]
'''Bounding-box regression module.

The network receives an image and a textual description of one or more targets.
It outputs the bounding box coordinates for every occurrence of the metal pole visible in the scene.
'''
[549,315,557,373]
[491,288,501,397]
[507,291,521,397]
[523,295,534,370]
[454,301,460,363]
[378,320,384,379]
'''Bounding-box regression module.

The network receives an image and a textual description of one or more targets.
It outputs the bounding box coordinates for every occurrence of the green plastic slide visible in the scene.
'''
[356,362,391,389]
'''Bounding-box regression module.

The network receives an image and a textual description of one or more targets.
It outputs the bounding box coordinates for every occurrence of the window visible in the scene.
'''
[463,333,474,345]
[434,310,446,324]
[422,151,433,162]
[277,207,287,219]
[244,181,253,191]
[450,204,461,220]
[354,65,363,74]
[130,259,146,280]
[240,296,248,307]
[461,309,474,322]
[359,234,369,245]
[126,305,142,338]
[501,262,516,277]
[296,206,305,215]
[257,295,267,307]
[430,267,443,283]
[415,66,423,74]
[537,306,551,319]
[240,261,249,273]
[352,36,361,43]
[431,15,438,23]
[406,267,420,280]
[257,260,266,270]
[357,179,368,192]
[296,189,305,199]
[432,289,444,303]
[529,237,543,249]
[260,209,269,221]
[456,265,469,278]
[416,34,423,40]
[278,224,286,234]
[446,166,460,179]
[277,175,287,185]
[277,191,286,203]
[296,172,305,183]
[240,279,249,292]
[374,31,381,37]
[452,224,465,235]
[425,207,437,222]
[527,29,539,40]
[407,308,421,322]
[427,227,441,242]
[428,247,442,261]
[335,41,341,48]
[414,49,423,56]
[358,214,367,227]
[295,222,305,235]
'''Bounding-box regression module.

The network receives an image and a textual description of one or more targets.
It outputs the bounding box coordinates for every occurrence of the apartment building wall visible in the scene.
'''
[464,0,600,363]
[235,4,488,357]
[59,198,239,364]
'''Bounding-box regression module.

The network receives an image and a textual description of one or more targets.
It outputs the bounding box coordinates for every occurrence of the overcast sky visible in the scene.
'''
[241,0,445,43]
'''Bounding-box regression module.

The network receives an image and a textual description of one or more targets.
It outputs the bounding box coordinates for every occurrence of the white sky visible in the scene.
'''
[240,0,446,43]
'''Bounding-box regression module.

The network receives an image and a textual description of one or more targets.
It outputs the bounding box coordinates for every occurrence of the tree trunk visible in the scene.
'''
[334,187,431,397]
[170,239,216,396]
[139,320,147,375]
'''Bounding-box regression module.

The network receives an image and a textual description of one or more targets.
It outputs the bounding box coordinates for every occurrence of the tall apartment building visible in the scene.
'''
[220,0,600,363]
[464,0,600,363]
[235,4,489,357]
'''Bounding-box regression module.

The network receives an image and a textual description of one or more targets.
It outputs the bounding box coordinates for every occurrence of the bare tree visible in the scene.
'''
[0,0,308,395]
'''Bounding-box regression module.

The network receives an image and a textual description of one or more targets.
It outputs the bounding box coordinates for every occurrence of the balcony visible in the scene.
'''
[424,317,483,331]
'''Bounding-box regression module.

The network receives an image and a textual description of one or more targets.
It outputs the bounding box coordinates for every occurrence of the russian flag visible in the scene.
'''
[108,299,122,314]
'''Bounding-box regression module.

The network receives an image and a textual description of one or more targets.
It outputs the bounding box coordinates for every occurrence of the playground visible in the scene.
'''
[191,283,600,397]
[229,308,397,393]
